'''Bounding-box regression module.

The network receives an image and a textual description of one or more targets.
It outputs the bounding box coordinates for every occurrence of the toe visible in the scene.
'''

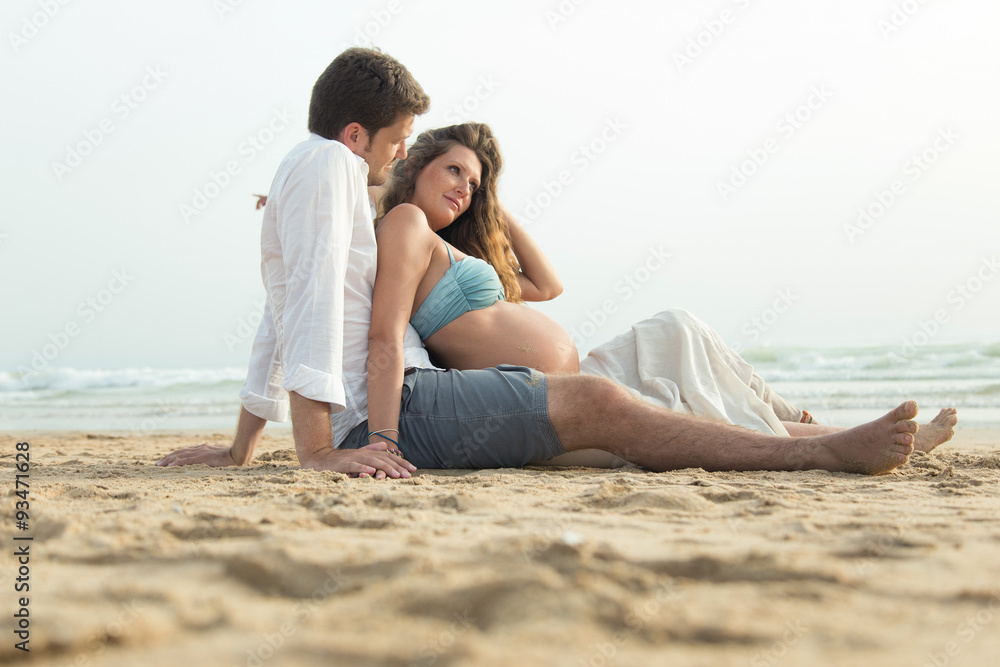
[895,401,919,420]
[894,432,914,446]
[898,420,918,434]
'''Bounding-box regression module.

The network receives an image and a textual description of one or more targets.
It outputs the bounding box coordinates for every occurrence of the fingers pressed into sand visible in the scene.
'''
[363,451,412,478]
[806,401,919,475]
[913,407,959,454]
[352,464,378,478]
[157,443,217,467]
[156,452,179,466]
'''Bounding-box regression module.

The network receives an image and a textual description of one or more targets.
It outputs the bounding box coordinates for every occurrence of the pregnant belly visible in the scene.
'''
[424,301,580,373]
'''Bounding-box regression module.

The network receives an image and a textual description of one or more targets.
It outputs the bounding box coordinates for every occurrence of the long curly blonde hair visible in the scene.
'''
[377,123,522,303]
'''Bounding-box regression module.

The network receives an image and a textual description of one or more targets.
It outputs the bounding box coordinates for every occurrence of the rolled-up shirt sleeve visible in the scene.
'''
[239,301,289,421]
[241,143,362,418]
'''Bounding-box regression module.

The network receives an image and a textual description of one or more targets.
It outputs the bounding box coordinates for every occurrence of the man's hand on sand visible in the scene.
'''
[156,443,237,467]
[156,439,416,479]
[302,443,416,480]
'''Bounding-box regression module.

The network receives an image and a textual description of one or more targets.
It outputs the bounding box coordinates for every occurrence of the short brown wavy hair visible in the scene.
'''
[378,123,522,303]
[308,48,430,141]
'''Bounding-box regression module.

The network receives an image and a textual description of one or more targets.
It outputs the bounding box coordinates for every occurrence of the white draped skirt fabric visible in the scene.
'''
[537,309,804,468]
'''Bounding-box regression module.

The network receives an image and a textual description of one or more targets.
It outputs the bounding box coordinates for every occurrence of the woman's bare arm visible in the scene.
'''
[503,206,564,302]
[368,205,435,471]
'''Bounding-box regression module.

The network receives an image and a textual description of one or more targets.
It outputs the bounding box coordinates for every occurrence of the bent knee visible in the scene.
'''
[550,374,632,413]
[589,375,632,405]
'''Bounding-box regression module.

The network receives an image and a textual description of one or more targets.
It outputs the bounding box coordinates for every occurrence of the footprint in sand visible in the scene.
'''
[581,480,714,512]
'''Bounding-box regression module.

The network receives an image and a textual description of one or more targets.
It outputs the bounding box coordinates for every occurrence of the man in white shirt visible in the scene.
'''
[158,48,922,477]
[159,48,429,477]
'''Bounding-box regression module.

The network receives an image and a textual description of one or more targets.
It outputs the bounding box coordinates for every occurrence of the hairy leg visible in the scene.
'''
[545,375,918,475]
[782,421,843,436]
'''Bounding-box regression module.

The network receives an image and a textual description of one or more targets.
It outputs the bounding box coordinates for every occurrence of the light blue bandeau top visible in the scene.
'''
[410,241,505,340]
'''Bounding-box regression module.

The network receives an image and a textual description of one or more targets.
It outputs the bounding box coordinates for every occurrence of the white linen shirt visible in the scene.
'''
[239,134,432,446]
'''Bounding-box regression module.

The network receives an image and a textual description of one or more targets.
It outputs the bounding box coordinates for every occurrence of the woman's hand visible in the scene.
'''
[358,441,416,479]
[300,445,416,479]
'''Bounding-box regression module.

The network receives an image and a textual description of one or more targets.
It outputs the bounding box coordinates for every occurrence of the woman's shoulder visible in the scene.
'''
[375,204,435,247]
[378,203,429,229]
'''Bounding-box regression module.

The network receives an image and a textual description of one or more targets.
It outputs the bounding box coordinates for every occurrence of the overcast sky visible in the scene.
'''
[2,0,998,374]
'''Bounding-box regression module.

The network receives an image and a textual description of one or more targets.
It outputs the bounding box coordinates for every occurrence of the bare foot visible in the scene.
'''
[800,410,819,425]
[913,408,958,454]
[800,401,919,475]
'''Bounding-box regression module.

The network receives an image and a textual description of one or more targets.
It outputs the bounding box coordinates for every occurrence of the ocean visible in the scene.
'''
[2,341,999,433]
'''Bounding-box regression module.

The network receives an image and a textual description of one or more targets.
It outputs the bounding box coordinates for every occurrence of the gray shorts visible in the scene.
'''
[340,365,566,469]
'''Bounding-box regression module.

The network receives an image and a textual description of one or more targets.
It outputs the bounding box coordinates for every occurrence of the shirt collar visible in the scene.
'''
[307,133,370,177]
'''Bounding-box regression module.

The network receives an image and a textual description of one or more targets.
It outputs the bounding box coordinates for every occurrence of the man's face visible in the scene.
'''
[358,114,415,186]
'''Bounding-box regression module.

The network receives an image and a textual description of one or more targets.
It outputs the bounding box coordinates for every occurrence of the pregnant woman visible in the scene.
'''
[364,123,960,467]
[159,123,956,470]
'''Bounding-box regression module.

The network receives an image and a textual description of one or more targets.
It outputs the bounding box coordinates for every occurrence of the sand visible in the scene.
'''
[2,429,999,667]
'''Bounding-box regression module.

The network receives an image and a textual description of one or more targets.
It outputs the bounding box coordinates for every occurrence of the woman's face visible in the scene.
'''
[408,144,482,231]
